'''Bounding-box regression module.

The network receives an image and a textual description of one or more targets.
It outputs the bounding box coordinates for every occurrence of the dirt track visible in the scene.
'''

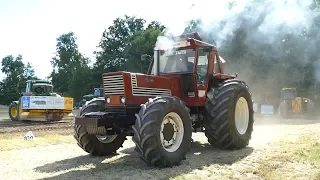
[0,105,320,180]
[0,106,76,133]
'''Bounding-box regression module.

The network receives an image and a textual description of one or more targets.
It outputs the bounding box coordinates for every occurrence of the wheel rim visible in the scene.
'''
[96,135,118,143]
[160,112,184,152]
[235,97,249,135]
[11,107,17,118]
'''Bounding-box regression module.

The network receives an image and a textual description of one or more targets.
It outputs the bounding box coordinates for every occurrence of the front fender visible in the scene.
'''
[80,97,105,111]
[85,97,105,106]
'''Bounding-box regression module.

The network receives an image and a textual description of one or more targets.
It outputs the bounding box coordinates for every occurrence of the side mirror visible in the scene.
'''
[141,54,151,61]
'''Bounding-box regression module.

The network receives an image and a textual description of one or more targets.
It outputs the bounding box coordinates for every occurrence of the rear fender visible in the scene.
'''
[12,101,19,105]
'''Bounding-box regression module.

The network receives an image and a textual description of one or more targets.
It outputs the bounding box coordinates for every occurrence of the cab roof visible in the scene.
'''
[282,88,296,90]
[171,32,216,49]
[26,79,51,84]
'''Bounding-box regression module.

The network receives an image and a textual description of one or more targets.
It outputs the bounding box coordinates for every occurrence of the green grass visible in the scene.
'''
[0,130,75,151]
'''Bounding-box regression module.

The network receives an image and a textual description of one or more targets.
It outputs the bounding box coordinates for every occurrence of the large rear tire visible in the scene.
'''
[73,102,126,156]
[204,79,254,149]
[132,96,192,167]
[9,103,19,121]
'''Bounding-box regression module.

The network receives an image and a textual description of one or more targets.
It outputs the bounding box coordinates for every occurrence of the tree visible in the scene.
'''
[94,15,146,73]
[50,32,92,101]
[124,28,165,73]
[23,62,37,80]
[0,55,37,105]
[92,15,166,86]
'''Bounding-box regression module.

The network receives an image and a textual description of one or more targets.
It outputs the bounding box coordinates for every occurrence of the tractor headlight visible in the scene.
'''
[120,97,126,104]
[106,97,111,104]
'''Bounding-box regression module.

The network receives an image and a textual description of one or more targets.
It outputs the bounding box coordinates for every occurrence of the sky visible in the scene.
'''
[0,0,201,80]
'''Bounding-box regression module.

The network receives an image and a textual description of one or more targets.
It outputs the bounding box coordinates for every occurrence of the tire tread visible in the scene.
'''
[204,79,254,150]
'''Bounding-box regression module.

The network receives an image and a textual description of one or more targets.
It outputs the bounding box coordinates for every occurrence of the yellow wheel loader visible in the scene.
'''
[279,88,316,119]
[8,80,74,121]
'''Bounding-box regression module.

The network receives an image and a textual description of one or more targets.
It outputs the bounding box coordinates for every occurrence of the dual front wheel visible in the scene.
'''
[73,79,254,168]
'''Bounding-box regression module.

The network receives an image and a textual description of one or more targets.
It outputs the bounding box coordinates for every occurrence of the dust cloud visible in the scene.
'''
[153,0,319,106]
[181,0,320,104]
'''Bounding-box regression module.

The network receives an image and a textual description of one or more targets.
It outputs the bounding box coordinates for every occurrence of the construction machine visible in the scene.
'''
[73,32,254,167]
[8,79,74,121]
[279,87,316,118]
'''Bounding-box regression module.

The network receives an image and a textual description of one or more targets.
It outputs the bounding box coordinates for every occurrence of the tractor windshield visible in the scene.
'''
[153,48,195,74]
[281,90,296,100]
[32,83,53,94]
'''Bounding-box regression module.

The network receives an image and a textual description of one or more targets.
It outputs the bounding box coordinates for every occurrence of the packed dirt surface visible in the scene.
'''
[0,105,319,180]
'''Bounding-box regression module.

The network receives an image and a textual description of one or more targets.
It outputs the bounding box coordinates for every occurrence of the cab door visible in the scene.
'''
[22,81,32,96]
[195,47,212,100]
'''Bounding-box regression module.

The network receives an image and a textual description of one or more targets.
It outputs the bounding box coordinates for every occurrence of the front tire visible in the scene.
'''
[132,96,192,167]
[73,103,126,156]
[279,101,290,119]
[204,79,254,150]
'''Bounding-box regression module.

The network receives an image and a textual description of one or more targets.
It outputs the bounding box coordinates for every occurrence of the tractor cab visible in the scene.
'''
[23,80,55,96]
[144,32,233,103]
[147,32,227,77]
[94,88,104,97]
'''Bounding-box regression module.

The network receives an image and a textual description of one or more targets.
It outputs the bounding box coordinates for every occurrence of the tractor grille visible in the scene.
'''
[103,74,125,96]
[131,74,171,96]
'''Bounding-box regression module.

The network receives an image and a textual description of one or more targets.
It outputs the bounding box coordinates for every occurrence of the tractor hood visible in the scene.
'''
[101,72,193,106]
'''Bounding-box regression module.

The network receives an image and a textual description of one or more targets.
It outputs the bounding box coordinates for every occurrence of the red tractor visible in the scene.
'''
[73,32,254,167]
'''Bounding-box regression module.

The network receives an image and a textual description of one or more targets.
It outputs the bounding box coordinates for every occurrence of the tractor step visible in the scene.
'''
[75,112,113,127]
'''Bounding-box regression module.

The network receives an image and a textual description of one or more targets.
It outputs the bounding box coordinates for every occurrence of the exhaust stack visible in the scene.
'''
[153,49,160,76]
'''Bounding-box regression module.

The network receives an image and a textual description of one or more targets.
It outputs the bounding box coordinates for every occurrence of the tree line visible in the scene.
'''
[1,0,320,106]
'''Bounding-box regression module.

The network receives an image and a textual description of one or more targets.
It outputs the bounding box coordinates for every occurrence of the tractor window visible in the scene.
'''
[197,48,210,84]
[281,91,296,100]
[25,82,30,93]
[94,89,100,96]
[157,48,195,74]
[32,83,53,94]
